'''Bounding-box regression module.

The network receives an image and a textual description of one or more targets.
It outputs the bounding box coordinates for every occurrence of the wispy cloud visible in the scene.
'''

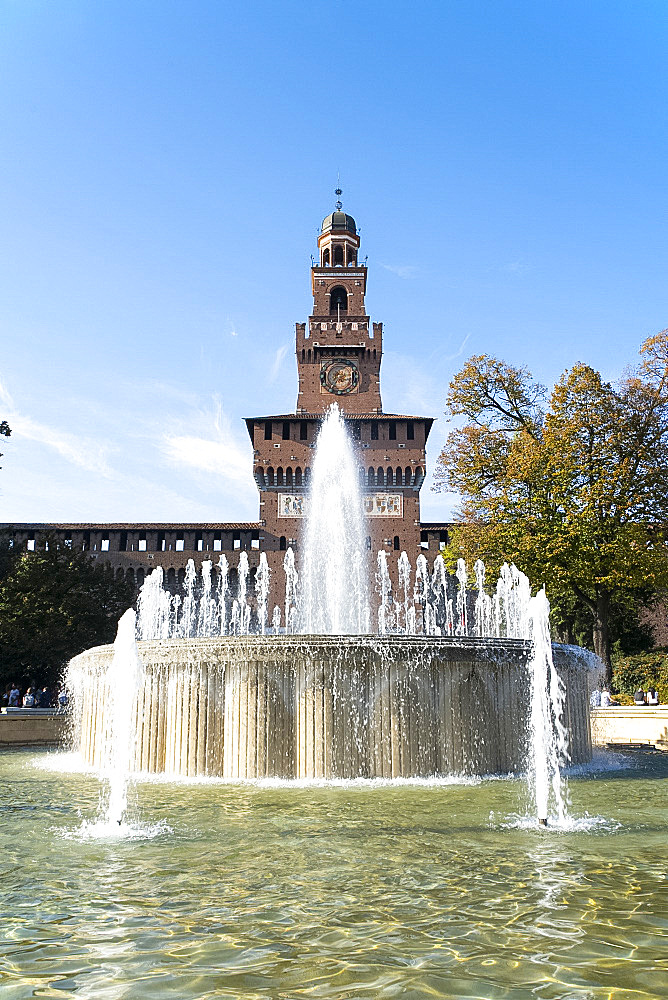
[268,343,290,383]
[0,377,15,410]
[13,415,114,476]
[0,378,114,477]
[441,332,471,362]
[162,402,254,488]
[380,263,419,279]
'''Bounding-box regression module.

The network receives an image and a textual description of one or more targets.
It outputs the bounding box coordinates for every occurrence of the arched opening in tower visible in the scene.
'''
[329,286,348,314]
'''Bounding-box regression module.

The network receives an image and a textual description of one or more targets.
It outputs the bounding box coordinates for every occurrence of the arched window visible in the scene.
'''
[322,248,330,266]
[286,467,293,486]
[277,467,284,486]
[347,246,356,265]
[405,466,412,486]
[386,467,393,486]
[394,536,400,550]
[125,567,135,584]
[334,245,344,265]
[267,466,274,486]
[367,467,375,486]
[377,466,384,486]
[177,567,186,585]
[329,286,348,314]
[279,536,287,551]
[295,467,302,486]
[396,466,402,485]
[415,466,424,481]
[167,567,176,586]
[254,466,265,486]
[137,568,145,586]
[304,467,311,483]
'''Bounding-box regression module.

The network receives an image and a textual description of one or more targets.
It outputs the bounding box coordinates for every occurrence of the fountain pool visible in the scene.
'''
[66,406,598,826]
[2,748,666,999]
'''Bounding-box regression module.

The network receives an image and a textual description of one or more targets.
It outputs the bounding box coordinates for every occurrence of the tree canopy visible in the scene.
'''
[435,332,668,679]
[0,535,136,690]
[0,420,10,470]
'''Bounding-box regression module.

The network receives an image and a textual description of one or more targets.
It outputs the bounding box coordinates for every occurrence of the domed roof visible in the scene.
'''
[321,211,357,235]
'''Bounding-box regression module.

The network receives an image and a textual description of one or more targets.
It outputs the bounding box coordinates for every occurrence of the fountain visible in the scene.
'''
[66,407,596,821]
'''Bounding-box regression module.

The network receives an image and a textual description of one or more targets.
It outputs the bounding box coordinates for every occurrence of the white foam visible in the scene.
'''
[58,817,172,842]
[499,812,621,833]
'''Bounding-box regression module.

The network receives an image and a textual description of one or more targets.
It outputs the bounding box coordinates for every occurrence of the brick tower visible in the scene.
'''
[245,195,434,617]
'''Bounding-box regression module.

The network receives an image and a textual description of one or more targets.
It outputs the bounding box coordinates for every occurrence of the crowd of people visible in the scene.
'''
[2,682,68,710]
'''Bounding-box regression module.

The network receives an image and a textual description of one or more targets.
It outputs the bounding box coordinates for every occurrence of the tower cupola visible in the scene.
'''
[318,189,360,267]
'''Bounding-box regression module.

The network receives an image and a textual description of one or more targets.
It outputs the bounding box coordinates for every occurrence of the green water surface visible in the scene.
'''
[0,750,666,999]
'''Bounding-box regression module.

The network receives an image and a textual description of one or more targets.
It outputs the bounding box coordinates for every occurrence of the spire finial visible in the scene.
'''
[335,176,342,212]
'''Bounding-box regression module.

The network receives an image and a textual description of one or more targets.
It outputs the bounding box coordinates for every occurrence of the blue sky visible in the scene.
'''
[1,0,666,524]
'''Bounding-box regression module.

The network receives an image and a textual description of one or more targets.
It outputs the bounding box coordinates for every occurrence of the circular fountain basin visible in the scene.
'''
[68,636,593,779]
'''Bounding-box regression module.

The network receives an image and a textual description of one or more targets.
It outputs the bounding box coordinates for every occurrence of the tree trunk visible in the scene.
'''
[592,589,612,686]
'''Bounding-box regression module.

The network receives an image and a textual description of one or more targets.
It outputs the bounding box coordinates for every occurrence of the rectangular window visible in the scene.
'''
[213,538,222,552]
[138,539,147,552]
[282,421,290,440]
[197,538,203,552]
[264,421,272,440]
[371,423,378,440]
[101,539,110,552]
[64,539,72,549]
[389,421,397,440]
[406,421,414,440]
[300,421,308,440]
[233,535,241,550]
[27,539,35,551]
[176,539,184,552]
[350,422,361,440]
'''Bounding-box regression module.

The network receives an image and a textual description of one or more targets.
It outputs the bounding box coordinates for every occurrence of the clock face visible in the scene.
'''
[320,360,359,395]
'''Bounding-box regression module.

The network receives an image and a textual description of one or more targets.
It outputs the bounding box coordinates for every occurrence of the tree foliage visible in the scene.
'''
[0,536,135,690]
[435,333,668,680]
[0,420,10,470]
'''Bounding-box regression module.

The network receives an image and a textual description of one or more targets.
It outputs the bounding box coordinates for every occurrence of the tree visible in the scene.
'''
[435,332,668,682]
[0,536,136,690]
[0,420,9,470]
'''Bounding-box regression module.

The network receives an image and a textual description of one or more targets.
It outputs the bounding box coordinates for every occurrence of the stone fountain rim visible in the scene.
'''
[72,634,535,657]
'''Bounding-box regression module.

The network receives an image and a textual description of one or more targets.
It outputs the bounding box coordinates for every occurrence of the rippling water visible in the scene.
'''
[1,750,666,999]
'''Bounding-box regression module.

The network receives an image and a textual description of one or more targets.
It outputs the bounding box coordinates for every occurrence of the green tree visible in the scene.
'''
[0,535,136,690]
[435,332,668,682]
[0,420,10,470]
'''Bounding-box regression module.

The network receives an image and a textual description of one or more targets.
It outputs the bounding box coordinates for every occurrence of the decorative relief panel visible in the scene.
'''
[278,492,404,519]
[278,494,307,518]
[363,493,403,517]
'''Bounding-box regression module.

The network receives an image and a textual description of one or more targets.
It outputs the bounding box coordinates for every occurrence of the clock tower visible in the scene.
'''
[295,194,382,414]
[245,194,435,615]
